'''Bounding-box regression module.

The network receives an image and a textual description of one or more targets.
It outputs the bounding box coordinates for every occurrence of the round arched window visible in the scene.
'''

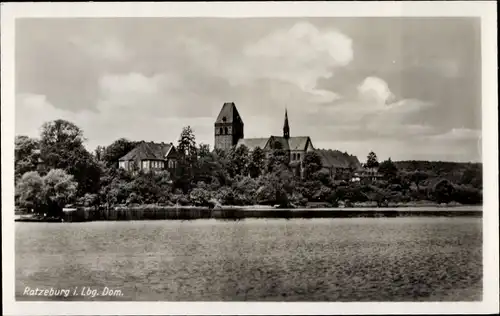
[219,127,223,135]
[224,127,228,134]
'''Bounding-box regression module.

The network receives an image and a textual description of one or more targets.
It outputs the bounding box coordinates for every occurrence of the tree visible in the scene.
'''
[42,169,78,214]
[432,179,455,204]
[255,173,279,205]
[198,143,211,159]
[366,151,379,168]
[79,193,100,208]
[297,180,322,201]
[39,119,101,196]
[210,149,232,186]
[16,169,78,216]
[175,126,198,193]
[40,119,85,153]
[258,161,294,207]
[452,184,482,205]
[267,148,289,173]
[15,136,40,181]
[248,147,265,178]
[460,165,482,188]
[101,138,138,167]
[378,158,398,181]
[102,177,130,206]
[409,170,431,191]
[232,175,260,205]
[194,149,222,186]
[16,171,44,212]
[303,151,323,180]
[94,146,106,162]
[231,145,250,176]
[189,188,212,206]
[363,185,389,207]
[127,171,163,204]
[177,126,198,161]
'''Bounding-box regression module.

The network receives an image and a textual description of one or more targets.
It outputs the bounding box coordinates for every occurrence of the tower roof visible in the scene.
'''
[215,102,243,124]
[283,108,290,139]
[283,108,289,129]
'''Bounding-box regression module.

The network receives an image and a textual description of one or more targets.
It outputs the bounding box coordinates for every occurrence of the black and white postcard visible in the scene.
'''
[1,2,498,315]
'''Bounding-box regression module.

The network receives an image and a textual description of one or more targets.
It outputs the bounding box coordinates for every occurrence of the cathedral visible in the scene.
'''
[117,102,361,179]
[214,102,314,159]
[214,102,361,179]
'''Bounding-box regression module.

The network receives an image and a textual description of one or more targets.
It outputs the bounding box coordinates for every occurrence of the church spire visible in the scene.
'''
[283,108,290,139]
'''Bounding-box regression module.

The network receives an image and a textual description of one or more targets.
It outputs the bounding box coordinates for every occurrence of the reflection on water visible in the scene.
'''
[16,217,482,301]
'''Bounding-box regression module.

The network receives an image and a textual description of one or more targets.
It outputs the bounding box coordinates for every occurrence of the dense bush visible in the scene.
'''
[16,169,78,216]
[189,188,212,206]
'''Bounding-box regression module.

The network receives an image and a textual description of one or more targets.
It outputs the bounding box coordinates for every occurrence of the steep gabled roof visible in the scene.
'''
[316,149,361,169]
[268,136,290,151]
[237,138,270,151]
[237,136,314,152]
[215,102,243,124]
[118,142,174,161]
[288,136,311,151]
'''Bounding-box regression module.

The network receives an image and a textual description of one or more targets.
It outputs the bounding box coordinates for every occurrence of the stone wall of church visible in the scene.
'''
[214,123,234,150]
[214,121,244,150]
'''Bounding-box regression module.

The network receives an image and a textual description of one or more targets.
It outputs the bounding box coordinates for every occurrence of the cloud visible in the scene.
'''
[15,91,215,152]
[427,128,481,141]
[95,71,226,120]
[16,93,92,140]
[99,73,167,102]
[357,76,395,105]
[323,76,432,126]
[435,60,461,78]
[187,21,352,104]
[69,37,131,62]
[304,75,438,151]
[411,58,462,79]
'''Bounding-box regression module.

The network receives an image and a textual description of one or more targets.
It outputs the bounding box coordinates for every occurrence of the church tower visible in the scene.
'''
[214,102,244,150]
[283,108,290,139]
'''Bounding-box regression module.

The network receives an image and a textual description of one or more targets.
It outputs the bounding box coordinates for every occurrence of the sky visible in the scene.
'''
[15,17,482,162]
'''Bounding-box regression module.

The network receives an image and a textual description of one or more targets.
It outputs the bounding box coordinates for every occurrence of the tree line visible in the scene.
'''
[15,119,483,217]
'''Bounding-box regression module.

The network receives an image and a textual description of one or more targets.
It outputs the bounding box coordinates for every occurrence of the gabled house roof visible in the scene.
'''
[316,149,362,170]
[118,141,175,161]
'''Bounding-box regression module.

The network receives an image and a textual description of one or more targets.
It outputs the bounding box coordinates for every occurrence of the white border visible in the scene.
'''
[2,2,498,315]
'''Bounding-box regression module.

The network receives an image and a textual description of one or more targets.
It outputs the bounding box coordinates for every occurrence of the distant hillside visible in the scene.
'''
[394,160,482,171]
[394,160,482,188]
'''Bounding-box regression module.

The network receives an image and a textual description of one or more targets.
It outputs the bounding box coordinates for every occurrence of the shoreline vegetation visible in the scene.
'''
[15,203,482,222]
[15,120,483,223]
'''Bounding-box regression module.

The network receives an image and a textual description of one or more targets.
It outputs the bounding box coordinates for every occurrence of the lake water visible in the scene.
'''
[15,217,482,301]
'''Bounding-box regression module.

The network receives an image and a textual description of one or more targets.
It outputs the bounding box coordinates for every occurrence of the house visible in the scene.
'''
[118,141,178,173]
[353,167,383,183]
[32,149,46,174]
[315,149,362,181]
[214,102,360,179]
